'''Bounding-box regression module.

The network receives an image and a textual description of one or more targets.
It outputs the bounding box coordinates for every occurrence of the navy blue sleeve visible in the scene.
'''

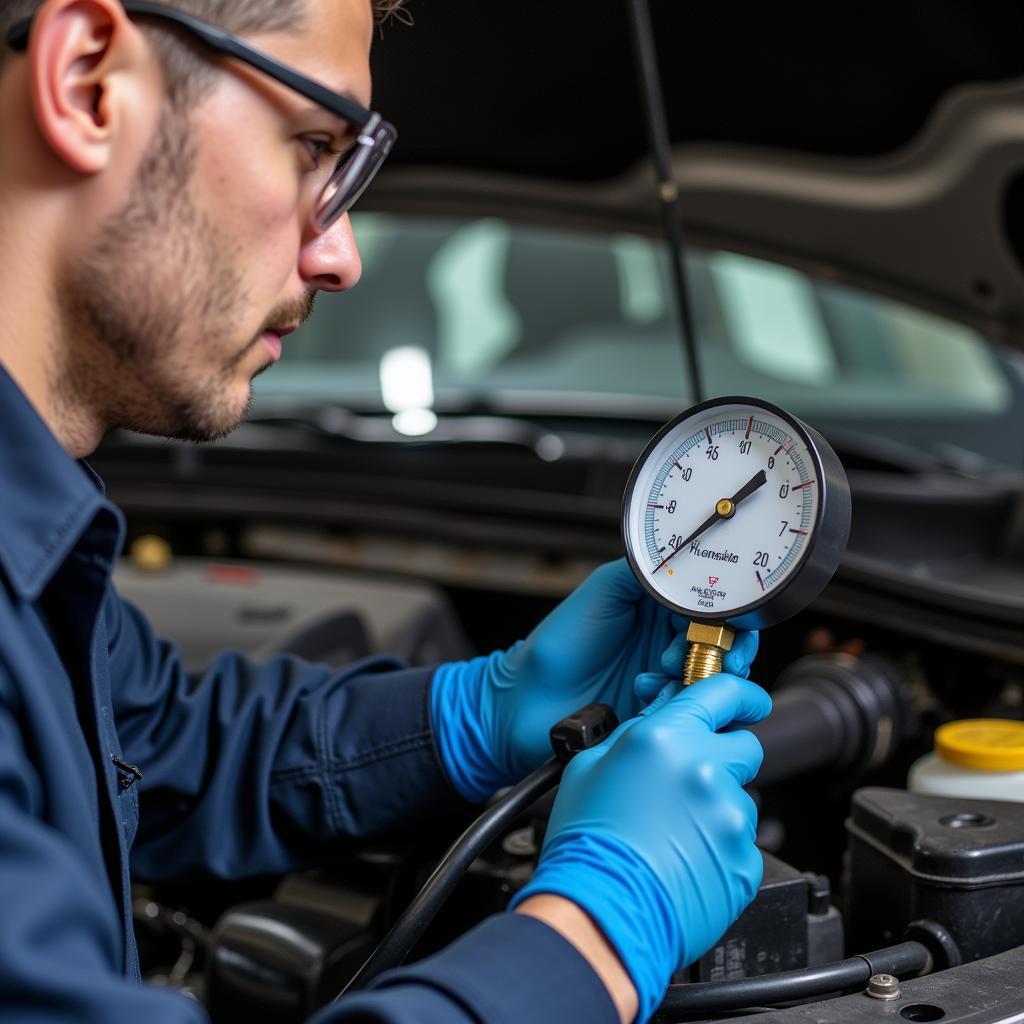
[104,589,463,881]
[312,914,619,1024]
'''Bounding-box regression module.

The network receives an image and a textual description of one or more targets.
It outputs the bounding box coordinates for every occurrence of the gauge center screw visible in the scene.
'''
[716,498,735,518]
[683,622,736,685]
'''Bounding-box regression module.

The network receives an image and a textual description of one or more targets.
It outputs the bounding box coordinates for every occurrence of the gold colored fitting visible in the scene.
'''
[716,498,735,518]
[683,621,736,686]
[686,622,735,650]
[130,535,172,573]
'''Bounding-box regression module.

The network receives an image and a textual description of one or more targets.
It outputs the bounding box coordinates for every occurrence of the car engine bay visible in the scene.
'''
[91,422,1024,1024]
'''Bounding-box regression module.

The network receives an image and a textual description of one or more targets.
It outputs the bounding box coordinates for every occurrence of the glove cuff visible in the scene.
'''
[508,830,679,1022]
[430,653,512,804]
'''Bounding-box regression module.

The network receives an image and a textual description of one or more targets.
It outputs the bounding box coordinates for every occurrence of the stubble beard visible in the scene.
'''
[54,103,260,445]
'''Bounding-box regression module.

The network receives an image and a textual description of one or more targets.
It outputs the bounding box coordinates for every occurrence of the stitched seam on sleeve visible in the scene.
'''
[270,729,434,784]
[314,687,341,834]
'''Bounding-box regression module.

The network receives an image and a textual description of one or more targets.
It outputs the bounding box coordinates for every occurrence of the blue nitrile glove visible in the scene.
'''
[509,675,771,1023]
[430,558,758,802]
[632,624,758,717]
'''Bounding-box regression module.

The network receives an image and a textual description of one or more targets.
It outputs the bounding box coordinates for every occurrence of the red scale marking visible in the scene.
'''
[755,570,766,592]
[792,480,815,490]
[745,416,753,439]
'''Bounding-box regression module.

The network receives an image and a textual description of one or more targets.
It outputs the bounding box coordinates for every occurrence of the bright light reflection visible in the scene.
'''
[379,346,437,436]
[393,409,439,436]
[379,346,435,413]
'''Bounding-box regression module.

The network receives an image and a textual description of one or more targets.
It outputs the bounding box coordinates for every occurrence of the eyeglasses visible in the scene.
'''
[6,0,396,232]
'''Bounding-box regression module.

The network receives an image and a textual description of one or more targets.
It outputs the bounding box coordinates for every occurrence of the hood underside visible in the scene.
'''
[370,2,1024,345]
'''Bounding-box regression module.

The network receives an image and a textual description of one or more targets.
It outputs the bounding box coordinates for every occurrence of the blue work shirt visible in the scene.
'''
[0,366,615,1024]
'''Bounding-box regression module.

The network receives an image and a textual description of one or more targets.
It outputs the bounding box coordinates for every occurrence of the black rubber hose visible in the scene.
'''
[749,654,906,787]
[658,940,930,1016]
[339,759,563,995]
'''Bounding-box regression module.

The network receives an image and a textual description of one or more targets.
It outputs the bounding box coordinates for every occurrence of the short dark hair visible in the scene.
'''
[1,1,408,98]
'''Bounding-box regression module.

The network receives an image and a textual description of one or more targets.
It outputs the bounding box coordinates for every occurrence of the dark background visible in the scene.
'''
[369,1,1024,178]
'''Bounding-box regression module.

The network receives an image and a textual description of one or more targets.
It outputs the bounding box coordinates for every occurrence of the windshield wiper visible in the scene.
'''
[243,402,604,463]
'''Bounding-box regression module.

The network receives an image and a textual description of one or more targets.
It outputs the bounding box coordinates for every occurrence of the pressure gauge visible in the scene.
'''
[622,397,851,633]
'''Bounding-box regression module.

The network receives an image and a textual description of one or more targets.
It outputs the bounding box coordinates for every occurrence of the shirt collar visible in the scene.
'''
[0,364,121,601]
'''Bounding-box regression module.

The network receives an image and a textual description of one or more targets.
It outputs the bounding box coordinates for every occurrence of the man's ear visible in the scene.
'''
[28,0,151,175]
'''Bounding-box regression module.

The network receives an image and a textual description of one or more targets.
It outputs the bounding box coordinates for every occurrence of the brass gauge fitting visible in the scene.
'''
[683,621,736,685]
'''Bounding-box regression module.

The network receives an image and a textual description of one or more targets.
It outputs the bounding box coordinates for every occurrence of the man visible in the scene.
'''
[0,1,771,1022]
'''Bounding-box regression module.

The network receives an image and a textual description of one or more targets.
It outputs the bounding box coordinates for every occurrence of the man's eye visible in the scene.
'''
[301,137,340,168]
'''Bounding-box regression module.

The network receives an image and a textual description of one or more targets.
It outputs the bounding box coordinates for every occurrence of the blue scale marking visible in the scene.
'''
[645,507,660,562]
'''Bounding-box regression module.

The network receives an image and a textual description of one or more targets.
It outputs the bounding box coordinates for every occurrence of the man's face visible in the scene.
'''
[56,0,372,442]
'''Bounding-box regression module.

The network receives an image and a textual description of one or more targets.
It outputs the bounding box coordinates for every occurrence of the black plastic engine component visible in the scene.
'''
[846,787,1024,964]
[681,852,844,984]
[205,868,387,1024]
[750,653,907,786]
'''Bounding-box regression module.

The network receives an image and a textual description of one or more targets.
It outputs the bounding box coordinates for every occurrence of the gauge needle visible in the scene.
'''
[653,469,768,574]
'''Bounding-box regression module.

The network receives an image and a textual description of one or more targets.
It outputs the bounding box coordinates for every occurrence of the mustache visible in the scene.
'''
[233,292,318,367]
[261,291,317,336]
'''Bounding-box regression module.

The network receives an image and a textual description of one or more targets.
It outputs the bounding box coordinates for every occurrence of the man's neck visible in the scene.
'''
[0,296,104,460]
[0,215,106,460]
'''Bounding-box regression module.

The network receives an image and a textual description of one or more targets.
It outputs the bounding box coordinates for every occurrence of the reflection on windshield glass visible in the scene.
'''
[379,345,437,436]
[255,212,1022,467]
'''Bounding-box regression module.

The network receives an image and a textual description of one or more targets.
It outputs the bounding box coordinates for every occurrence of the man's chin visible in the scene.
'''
[154,383,255,444]
[252,358,276,380]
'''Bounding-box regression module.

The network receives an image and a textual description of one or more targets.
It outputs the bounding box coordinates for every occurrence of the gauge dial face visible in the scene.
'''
[623,400,823,621]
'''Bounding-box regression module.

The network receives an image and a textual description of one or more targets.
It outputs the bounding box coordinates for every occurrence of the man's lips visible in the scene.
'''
[260,325,297,363]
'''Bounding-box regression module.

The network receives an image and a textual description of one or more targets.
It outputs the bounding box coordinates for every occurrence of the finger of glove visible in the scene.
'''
[634,670,669,705]
[578,558,647,610]
[637,675,682,717]
[714,728,766,787]
[529,559,645,659]
[669,612,689,633]
[722,630,759,679]
[655,674,772,733]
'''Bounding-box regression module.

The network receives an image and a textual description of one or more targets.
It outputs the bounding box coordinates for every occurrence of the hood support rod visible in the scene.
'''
[625,0,704,403]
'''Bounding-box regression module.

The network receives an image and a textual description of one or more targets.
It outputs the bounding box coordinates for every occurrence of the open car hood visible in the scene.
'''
[370,3,1024,346]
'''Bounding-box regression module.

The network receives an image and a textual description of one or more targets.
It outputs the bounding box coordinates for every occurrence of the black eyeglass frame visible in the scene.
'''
[6,0,396,229]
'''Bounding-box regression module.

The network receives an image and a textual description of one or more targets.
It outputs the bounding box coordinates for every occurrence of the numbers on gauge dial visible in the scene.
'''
[642,414,818,615]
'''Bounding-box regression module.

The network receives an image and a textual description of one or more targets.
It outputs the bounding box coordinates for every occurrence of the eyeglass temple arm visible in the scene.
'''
[6,0,371,128]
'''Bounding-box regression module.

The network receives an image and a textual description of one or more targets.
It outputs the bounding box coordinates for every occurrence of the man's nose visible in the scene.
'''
[298,213,363,292]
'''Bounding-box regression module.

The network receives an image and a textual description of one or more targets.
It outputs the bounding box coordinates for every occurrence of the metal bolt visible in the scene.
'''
[866,973,901,1000]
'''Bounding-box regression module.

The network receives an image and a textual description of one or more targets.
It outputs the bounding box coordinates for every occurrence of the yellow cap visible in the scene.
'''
[130,535,172,573]
[935,719,1024,772]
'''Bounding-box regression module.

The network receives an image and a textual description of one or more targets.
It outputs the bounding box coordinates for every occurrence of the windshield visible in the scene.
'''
[255,212,1024,468]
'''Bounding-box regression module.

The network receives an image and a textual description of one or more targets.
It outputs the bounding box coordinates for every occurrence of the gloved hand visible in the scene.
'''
[510,675,771,1022]
[430,557,757,803]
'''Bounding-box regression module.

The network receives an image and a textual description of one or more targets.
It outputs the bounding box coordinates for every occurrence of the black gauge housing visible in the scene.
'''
[621,396,851,630]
